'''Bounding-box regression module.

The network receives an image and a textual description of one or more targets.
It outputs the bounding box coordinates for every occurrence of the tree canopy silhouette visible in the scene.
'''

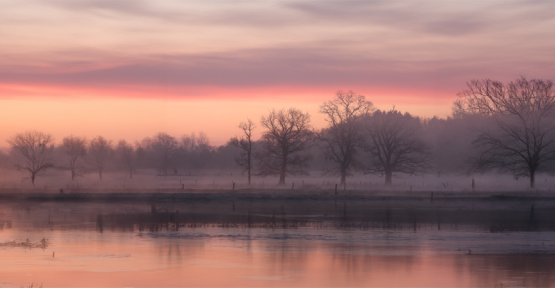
[454,77,555,188]
[8,131,55,185]
[257,108,314,185]
[364,109,431,185]
[319,90,375,185]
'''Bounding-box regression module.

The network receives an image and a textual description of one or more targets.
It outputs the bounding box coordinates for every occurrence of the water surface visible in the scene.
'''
[1,200,555,287]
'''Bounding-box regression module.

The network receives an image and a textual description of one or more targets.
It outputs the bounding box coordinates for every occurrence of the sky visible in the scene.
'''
[1,0,555,145]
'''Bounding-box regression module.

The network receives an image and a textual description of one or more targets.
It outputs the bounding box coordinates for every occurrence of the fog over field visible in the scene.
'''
[0,168,554,193]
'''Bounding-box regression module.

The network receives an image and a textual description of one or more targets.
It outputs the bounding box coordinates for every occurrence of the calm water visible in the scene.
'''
[1,202,555,287]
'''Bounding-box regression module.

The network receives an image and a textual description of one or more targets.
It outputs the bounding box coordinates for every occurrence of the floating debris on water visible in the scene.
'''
[0,238,48,249]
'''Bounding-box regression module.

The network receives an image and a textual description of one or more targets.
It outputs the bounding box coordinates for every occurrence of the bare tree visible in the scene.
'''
[151,133,179,176]
[257,108,314,185]
[89,136,112,180]
[228,119,256,185]
[181,133,197,153]
[196,132,210,151]
[364,109,431,185]
[319,90,375,184]
[182,132,210,153]
[61,135,87,180]
[454,77,555,188]
[116,140,138,179]
[7,131,55,186]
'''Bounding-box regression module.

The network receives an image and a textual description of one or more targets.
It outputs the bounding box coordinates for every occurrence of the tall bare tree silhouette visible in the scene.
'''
[364,109,431,185]
[8,131,55,186]
[229,119,256,185]
[319,91,375,185]
[62,135,87,180]
[257,108,314,185]
[454,77,555,188]
[89,136,112,180]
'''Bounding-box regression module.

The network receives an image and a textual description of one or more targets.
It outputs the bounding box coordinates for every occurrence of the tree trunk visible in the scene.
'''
[129,169,133,179]
[340,168,347,185]
[278,171,286,185]
[164,153,168,176]
[385,170,392,186]
[31,173,36,186]
[530,170,535,189]
[71,169,75,180]
[278,155,287,185]
[247,153,251,186]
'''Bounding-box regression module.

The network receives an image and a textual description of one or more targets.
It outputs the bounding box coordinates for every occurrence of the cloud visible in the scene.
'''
[286,0,555,36]
[41,0,299,27]
[37,0,555,34]
[1,46,550,98]
[46,0,156,17]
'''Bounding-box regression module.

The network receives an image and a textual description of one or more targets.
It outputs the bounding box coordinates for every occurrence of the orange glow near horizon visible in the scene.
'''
[0,83,453,147]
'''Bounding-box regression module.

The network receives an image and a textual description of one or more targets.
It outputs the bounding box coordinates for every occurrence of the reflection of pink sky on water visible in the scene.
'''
[1,229,554,287]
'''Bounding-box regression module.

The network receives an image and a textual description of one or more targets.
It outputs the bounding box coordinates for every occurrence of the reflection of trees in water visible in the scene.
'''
[326,252,555,286]
[4,197,555,234]
[158,238,181,265]
[266,239,311,274]
[264,241,422,285]
[155,238,205,267]
[331,244,374,279]
[329,246,420,284]
[454,254,555,287]
[0,221,12,230]
[265,245,555,287]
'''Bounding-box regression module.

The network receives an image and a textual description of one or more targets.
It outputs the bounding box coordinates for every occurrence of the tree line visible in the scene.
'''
[4,131,235,185]
[5,77,555,189]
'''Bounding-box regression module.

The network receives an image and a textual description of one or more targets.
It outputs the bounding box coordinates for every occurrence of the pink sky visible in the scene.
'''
[1,1,554,145]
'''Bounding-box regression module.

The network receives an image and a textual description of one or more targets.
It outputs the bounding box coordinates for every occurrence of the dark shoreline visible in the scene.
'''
[0,188,554,203]
[1,189,554,232]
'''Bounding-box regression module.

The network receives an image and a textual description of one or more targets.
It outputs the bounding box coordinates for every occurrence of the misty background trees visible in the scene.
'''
[4,79,555,190]
[89,136,112,180]
[147,133,179,176]
[116,140,139,179]
[61,135,87,180]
